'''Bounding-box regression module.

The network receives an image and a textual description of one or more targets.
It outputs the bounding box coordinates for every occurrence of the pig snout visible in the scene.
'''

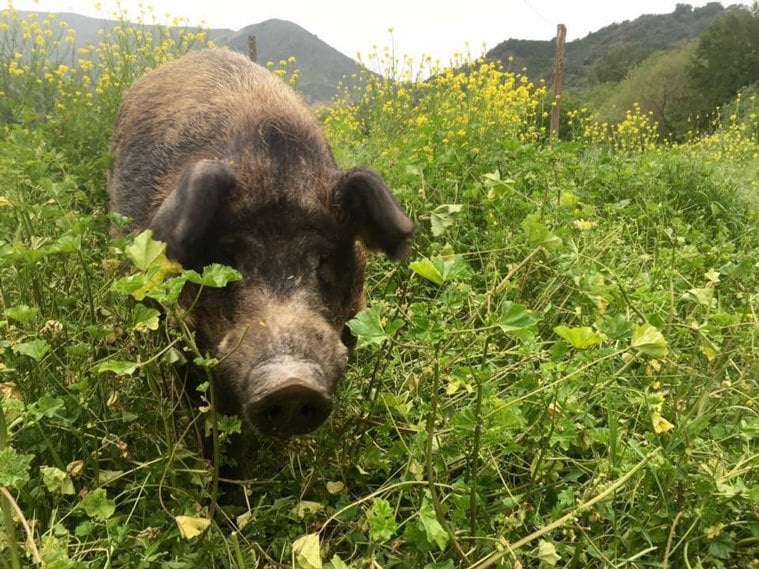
[246,360,334,437]
[214,298,349,438]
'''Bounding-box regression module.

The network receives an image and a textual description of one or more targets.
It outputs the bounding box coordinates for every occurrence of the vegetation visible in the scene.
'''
[579,4,759,140]
[688,4,759,126]
[1,5,757,569]
[486,2,725,89]
[591,43,696,137]
[10,9,361,104]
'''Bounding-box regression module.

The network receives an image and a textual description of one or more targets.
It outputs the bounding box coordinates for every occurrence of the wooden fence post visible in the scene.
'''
[550,24,566,137]
[248,35,257,63]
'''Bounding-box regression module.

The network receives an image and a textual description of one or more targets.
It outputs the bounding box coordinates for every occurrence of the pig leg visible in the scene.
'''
[148,159,237,263]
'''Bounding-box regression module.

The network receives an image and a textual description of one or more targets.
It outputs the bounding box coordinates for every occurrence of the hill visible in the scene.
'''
[486,2,726,87]
[8,4,731,101]
[211,19,361,103]
[12,11,359,103]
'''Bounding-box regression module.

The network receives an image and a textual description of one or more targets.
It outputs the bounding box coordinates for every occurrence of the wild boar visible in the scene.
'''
[108,48,413,439]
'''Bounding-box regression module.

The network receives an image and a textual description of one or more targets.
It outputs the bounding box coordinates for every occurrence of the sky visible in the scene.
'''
[9,0,728,63]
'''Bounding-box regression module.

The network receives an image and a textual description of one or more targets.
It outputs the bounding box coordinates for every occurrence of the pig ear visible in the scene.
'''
[148,159,236,263]
[335,168,414,260]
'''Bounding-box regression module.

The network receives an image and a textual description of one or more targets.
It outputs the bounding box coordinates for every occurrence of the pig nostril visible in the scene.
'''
[250,381,333,438]
[267,404,283,420]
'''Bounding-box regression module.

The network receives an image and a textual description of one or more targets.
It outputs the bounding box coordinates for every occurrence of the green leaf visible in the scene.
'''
[111,273,149,298]
[328,556,350,569]
[97,470,124,486]
[346,307,387,346]
[5,304,38,323]
[597,313,632,340]
[0,447,33,489]
[75,521,95,538]
[704,268,720,284]
[81,488,116,520]
[536,539,561,567]
[146,272,187,304]
[217,414,242,436]
[185,263,242,288]
[429,204,462,237]
[292,533,322,569]
[193,355,219,369]
[132,303,160,333]
[483,170,516,201]
[715,478,748,498]
[41,466,75,495]
[553,325,604,349]
[163,346,186,366]
[30,396,65,419]
[631,323,669,358]
[423,561,455,569]
[707,532,734,560]
[497,301,538,334]
[367,498,397,543]
[684,287,715,307]
[409,258,444,286]
[112,263,181,302]
[417,496,448,551]
[49,233,81,254]
[521,213,562,251]
[126,230,167,270]
[13,339,50,361]
[96,360,139,376]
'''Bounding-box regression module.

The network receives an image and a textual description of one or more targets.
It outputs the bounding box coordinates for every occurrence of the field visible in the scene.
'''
[1,9,757,569]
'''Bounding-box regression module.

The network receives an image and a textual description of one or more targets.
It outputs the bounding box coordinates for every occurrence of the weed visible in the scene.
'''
[1,7,757,569]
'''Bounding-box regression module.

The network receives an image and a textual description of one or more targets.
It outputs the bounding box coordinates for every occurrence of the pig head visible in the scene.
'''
[108,49,413,438]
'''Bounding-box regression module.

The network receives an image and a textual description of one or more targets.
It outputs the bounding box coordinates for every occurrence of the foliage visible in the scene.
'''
[487,2,725,88]
[594,43,697,138]
[565,103,660,153]
[581,5,759,140]
[0,4,208,180]
[689,4,759,124]
[591,43,654,84]
[1,6,758,569]
[6,9,362,104]
[326,50,548,194]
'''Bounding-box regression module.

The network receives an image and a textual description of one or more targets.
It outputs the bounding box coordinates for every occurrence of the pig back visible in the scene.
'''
[108,48,331,228]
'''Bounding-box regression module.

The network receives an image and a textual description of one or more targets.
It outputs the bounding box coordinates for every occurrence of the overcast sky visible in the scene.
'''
[10,0,729,63]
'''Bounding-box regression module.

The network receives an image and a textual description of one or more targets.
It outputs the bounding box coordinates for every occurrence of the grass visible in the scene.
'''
[1,6,757,569]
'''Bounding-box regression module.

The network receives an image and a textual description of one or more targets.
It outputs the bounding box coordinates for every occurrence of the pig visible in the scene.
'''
[108,48,413,439]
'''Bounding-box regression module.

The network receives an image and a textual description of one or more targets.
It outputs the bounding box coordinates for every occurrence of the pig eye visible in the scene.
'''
[214,241,238,267]
[317,255,338,288]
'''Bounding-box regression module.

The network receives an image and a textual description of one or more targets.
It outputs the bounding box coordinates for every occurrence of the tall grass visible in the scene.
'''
[1,6,757,568]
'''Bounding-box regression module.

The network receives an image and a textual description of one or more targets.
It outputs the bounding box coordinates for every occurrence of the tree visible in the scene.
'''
[689,5,759,119]
[592,43,654,84]
[596,43,697,138]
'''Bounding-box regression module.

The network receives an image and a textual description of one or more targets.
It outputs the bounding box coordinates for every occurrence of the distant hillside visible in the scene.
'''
[10,4,730,99]
[12,11,360,103]
[212,19,361,103]
[486,2,726,88]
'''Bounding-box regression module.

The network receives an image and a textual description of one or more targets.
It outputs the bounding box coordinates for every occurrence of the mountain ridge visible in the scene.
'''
[11,10,361,103]
[485,2,726,87]
[9,4,730,99]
